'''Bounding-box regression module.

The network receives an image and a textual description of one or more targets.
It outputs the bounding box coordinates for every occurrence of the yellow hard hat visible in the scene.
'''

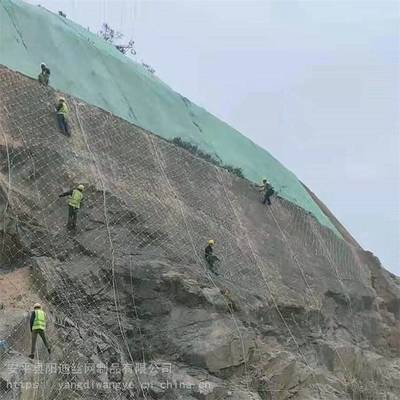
[208,240,215,245]
[33,303,41,309]
[77,184,84,191]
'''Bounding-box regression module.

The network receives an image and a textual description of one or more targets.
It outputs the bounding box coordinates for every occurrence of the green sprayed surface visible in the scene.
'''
[0,0,340,235]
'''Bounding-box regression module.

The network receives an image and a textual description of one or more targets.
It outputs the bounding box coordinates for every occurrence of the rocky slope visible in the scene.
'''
[0,66,399,400]
[0,0,343,232]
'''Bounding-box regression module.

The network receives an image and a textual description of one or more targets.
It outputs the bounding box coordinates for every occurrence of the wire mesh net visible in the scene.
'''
[0,66,386,399]
[0,0,343,236]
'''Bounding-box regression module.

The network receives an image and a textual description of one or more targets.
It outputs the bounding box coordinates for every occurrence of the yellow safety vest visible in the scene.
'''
[68,189,83,209]
[57,102,69,116]
[32,310,47,331]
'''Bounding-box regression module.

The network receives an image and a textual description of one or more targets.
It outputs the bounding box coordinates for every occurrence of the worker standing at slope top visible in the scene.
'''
[205,240,220,275]
[55,97,70,136]
[59,184,84,230]
[29,303,51,359]
[38,63,51,86]
[255,178,275,206]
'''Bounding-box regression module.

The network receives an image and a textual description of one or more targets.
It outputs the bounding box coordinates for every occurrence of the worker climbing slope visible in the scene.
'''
[38,62,50,86]
[29,303,51,359]
[255,178,275,206]
[59,184,84,230]
[55,97,70,136]
[205,240,220,275]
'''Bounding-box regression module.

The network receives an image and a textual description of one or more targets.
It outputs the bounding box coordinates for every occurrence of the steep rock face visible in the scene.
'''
[0,67,399,400]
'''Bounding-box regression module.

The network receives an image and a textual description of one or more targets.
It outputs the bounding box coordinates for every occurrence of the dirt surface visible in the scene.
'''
[0,268,38,310]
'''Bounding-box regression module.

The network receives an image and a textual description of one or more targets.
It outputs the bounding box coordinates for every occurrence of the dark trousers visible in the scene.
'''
[205,255,219,274]
[67,205,78,229]
[262,189,273,205]
[57,113,70,136]
[31,329,50,355]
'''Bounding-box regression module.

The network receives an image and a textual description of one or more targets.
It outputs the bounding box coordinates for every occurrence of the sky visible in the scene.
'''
[26,0,399,275]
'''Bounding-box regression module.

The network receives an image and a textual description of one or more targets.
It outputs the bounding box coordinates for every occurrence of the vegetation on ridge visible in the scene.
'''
[97,23,156,74]
[171,137,245,179]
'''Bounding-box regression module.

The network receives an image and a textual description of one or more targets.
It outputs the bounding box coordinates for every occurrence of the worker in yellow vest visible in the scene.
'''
[56,97,70,136]
[29,303,51,359]
[59,184,85,230]
[205,240,220,275]
[255,178,275,206]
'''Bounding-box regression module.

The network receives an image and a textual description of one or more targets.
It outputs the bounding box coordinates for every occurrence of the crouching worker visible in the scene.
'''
[59,184,84,230]
[38,63,51,86]
[29,303,51,359]
[205,240,220,275]
[55,97,70,136]
[255,178,275,206]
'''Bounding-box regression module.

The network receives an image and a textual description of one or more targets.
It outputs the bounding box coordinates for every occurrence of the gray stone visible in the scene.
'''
[0,66,399,400]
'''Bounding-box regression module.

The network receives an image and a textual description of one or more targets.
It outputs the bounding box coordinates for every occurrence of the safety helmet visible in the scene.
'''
[77,184,84,191]
[40,62,46,67]
[59,97,65,102]
[33,303,42,309]
[208,240,215,245]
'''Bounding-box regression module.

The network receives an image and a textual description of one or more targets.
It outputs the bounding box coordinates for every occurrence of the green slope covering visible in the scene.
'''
[0,0,340,235]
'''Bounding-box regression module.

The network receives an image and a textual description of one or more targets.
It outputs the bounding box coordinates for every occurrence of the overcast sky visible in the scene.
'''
[26,0,399,274]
